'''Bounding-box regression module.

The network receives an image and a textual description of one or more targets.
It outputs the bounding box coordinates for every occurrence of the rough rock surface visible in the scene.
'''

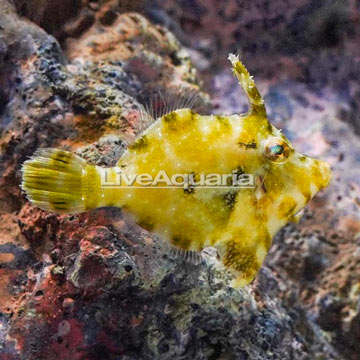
[0,1,359,359]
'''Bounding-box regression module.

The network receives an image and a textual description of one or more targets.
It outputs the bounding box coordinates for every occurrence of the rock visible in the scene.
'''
[62,297,75,313]
[316,293,345,332]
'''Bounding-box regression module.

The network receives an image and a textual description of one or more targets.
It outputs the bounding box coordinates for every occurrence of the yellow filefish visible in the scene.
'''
[21,54,331,287]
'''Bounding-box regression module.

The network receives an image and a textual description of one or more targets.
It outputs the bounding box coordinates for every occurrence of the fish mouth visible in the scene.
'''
[317,159,332,190]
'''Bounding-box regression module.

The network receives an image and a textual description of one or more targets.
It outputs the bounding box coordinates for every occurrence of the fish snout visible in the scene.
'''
[316,159,332,190]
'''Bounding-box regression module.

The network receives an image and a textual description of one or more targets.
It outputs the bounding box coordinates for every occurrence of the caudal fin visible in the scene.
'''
[21,149,87,213]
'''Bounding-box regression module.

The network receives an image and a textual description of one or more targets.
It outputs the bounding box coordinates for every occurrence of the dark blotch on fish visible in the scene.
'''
[129,136,149,150]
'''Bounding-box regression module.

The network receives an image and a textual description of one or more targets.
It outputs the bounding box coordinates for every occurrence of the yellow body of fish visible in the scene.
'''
[21,54,331,287]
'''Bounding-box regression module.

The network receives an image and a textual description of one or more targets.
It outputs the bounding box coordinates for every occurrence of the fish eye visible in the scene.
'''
[264,137,291,163]
[270,144,284,155]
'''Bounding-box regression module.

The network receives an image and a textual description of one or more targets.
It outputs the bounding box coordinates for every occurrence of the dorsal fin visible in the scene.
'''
[228,54,266,117]
[136,87,203,134]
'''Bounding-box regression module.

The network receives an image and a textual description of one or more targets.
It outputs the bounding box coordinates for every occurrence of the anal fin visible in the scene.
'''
[169,246,203,265]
